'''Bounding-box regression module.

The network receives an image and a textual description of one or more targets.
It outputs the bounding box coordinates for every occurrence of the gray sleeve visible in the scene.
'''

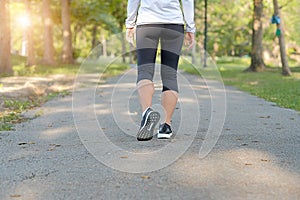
[125,0,141,28]
[181,0,196,33]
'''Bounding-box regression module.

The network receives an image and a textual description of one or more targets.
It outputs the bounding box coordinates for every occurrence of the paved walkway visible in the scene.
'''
[0,68,299,200]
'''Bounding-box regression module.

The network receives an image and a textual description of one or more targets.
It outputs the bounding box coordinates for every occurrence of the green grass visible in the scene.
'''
[0,91,72,131]
[179,57,300,111]
[11,55,130,77]
[221,67,300,111]
[12,55,80,76]
[0,99,39,131]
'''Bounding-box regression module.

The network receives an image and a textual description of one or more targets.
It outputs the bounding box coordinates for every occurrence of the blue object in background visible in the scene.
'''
[271,15,281,24]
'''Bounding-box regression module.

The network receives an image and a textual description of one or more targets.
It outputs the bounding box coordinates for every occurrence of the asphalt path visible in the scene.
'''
[1,68,299,200]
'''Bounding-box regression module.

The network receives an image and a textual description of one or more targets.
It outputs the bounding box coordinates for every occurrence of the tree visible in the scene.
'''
[246,0,265,72]
[42,0,56,65]
[25,0,36,66]
[273,0,292,76]
[61,0,73,64]
[109,0,127,63]
[0,0,13,75]
[71,0,117,58]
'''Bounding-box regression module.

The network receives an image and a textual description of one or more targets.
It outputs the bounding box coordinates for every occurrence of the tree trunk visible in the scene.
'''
[25,0,35,66]
[246,0,265,72]
[0,0,12,75]
[203,0,208,67]
[91,25,98,50]
[43,0,55,65]
[61,0,73,64]
[273,0,292,76]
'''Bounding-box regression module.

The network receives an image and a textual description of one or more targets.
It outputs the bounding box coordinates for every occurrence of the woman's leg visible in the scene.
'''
[160,25,184,125]
[137,79,154,112]
[136,25,160,112]
[161,90,178,125]
[135,25,162,140]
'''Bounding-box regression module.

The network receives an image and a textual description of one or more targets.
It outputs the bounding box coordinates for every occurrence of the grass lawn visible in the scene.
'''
[179,56,300,112]
[11,55,129,77]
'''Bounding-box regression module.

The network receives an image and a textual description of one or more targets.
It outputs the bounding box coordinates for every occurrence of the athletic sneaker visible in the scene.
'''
[137,107,160,141]
[157,123,173,139]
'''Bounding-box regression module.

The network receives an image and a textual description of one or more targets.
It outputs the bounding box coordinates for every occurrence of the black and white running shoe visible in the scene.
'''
[157,123,173,139]
[137,108,160,141]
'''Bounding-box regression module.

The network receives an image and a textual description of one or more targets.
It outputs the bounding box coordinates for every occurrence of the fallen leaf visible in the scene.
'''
[28,141,36,144]
[18,141,35,145]
[141,175,151,179]
[261,159,268,162]
[249,81,258,85]
[245,163,252,166]
[120,156,128,159]
[49,144,61,147]
[10,194,21,198]
[259,115,271,119]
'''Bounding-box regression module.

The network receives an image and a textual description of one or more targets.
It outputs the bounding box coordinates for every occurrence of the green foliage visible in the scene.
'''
[8,0,300,66]
[0,91,72,131]
[194,0,300,61]
[44,91,71,102]
[0,99,37,131]
[196,0,253,56]
[11,54,80,76]
[4,99,34,111]
[0,123,14,131]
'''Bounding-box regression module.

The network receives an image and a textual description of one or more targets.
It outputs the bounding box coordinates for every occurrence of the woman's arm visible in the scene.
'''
[181,0,196,33]
[125,0,141,28]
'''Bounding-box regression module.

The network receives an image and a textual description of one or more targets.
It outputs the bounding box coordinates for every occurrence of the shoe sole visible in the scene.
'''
[157,132,173,139]
[137,111,160,141]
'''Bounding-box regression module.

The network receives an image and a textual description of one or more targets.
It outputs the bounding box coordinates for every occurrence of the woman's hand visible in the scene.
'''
[126,27,136,46]
[184,32,195,50]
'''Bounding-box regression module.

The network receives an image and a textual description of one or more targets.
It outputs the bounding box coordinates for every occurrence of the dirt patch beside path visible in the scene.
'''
[0,74,75,110]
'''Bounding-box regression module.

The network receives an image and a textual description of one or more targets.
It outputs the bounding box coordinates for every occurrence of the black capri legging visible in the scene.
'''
[136,24,184,92]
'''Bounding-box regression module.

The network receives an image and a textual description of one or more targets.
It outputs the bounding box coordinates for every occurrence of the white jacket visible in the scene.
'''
[125,0,196,33]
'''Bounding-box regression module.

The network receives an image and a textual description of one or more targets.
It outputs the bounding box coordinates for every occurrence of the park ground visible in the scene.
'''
[0,57,299,199]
